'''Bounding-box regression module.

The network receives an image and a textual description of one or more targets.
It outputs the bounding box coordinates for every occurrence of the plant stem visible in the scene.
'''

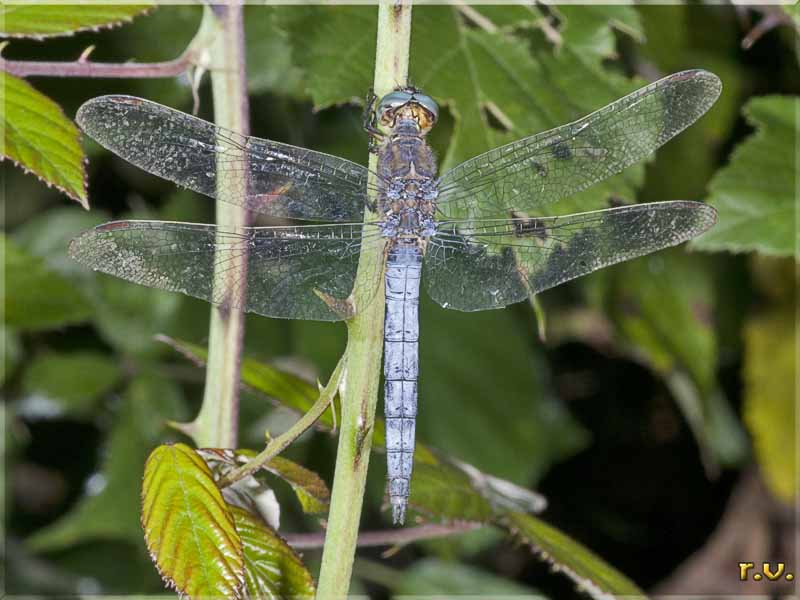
[191,4,250,449]
[286,522,482,549]
[0,55,193,78]
[316,3,412,597]
[218,356,347,487]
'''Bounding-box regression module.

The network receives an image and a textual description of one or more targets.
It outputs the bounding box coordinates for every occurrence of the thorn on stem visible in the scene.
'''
[78,45,95,63]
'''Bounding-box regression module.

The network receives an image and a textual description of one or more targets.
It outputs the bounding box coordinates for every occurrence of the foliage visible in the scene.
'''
[3,4,797,600]
[0,5,152,38]
[743,258,796,504]
[0,72,87,205]
[693,95,798,257]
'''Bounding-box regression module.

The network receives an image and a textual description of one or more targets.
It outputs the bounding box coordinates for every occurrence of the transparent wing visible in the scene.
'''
[77,96,375,222]
[69,221,385,321]
[436,70,721,220]
[424,202,716,311]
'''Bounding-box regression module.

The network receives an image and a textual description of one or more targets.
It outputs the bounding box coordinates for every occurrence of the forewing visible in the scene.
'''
[76,96,372,222]
[69,221,384,321]
[424,202,716,311]
[436,70,721,220]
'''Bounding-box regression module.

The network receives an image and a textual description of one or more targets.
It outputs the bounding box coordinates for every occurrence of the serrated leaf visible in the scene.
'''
[3,233,93,330]
[693,95,798,257]
[279,6,643,206]
[162,338,553,525]
[231,506,316,599]
[19,351,122,419]
[744,305,796,503]
[0,5,152,38]
[26,374,186,550]
[507,512,646,598]
[142,443,245,599]
[198,448,330,515]
[409,462,494,523]
[1,72,87,205]
[274,7,376,108]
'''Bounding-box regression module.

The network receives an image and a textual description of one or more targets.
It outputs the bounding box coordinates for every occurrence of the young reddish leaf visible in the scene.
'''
[231,506,316,599]
[162,337,551,525]
[506,512,646,598]
[1,72,87,205]
[141,443,245,599]
[263,456,330,514]
[0,5,152,38]
[198,448,330,515]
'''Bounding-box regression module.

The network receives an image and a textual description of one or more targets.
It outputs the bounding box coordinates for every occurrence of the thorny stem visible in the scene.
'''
[190,4,250,449]
[286,522,483,550]
[217,356,347,487]
[0,54,193,79]
[316,3,412,597]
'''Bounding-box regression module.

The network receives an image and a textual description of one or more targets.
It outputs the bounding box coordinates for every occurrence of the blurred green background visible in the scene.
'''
[2,4,797,598]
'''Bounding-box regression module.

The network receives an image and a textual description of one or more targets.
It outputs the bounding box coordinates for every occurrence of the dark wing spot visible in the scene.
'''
[552,142,572,160]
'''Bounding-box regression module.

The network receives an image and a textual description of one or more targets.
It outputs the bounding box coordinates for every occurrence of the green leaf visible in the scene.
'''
[744,305,796,503]
[11,205,186,358]
[279,6,643,202]
[19,351,122,419]
[408,462,494,523]
[141,443,245,599]
[3,233,93,330]
[592,249,747,468]
[507,512,646,598]
[13,206,107,276]
[244,8,304,97]
[553,5,645,51]
[27,374,186,550]
[393,557,540,595]
[198,448,331,515]
[418,295,587,484]
[0,5,152,37]
[274,7,377,109]
[232,506,316,599]
[1,72,87,205]
[693,95,799,257]
[469,5,540,30]
[162,337,548,525]
[412,7,640,178]
[260,455,329,514]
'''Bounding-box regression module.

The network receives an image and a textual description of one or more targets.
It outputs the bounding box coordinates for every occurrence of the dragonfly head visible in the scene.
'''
[377,87,439,135]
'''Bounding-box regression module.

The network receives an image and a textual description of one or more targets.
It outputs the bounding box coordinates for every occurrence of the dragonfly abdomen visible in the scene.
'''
[383,241,421,525]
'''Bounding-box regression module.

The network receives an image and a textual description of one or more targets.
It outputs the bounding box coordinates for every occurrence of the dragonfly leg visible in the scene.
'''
[363,89,384,154]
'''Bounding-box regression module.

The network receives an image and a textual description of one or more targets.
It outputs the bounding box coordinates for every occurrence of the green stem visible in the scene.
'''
[192,4,250,449]
[316,3,412,597]
[218,356,347,487]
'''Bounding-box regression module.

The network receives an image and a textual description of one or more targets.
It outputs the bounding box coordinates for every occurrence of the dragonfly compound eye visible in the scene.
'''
[377,91,415,119]
[378,89,439,132]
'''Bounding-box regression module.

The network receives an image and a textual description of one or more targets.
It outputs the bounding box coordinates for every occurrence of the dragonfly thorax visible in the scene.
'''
[380,208,436,238]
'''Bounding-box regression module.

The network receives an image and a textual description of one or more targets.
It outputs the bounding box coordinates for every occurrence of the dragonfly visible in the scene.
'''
[70,69,720,525]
